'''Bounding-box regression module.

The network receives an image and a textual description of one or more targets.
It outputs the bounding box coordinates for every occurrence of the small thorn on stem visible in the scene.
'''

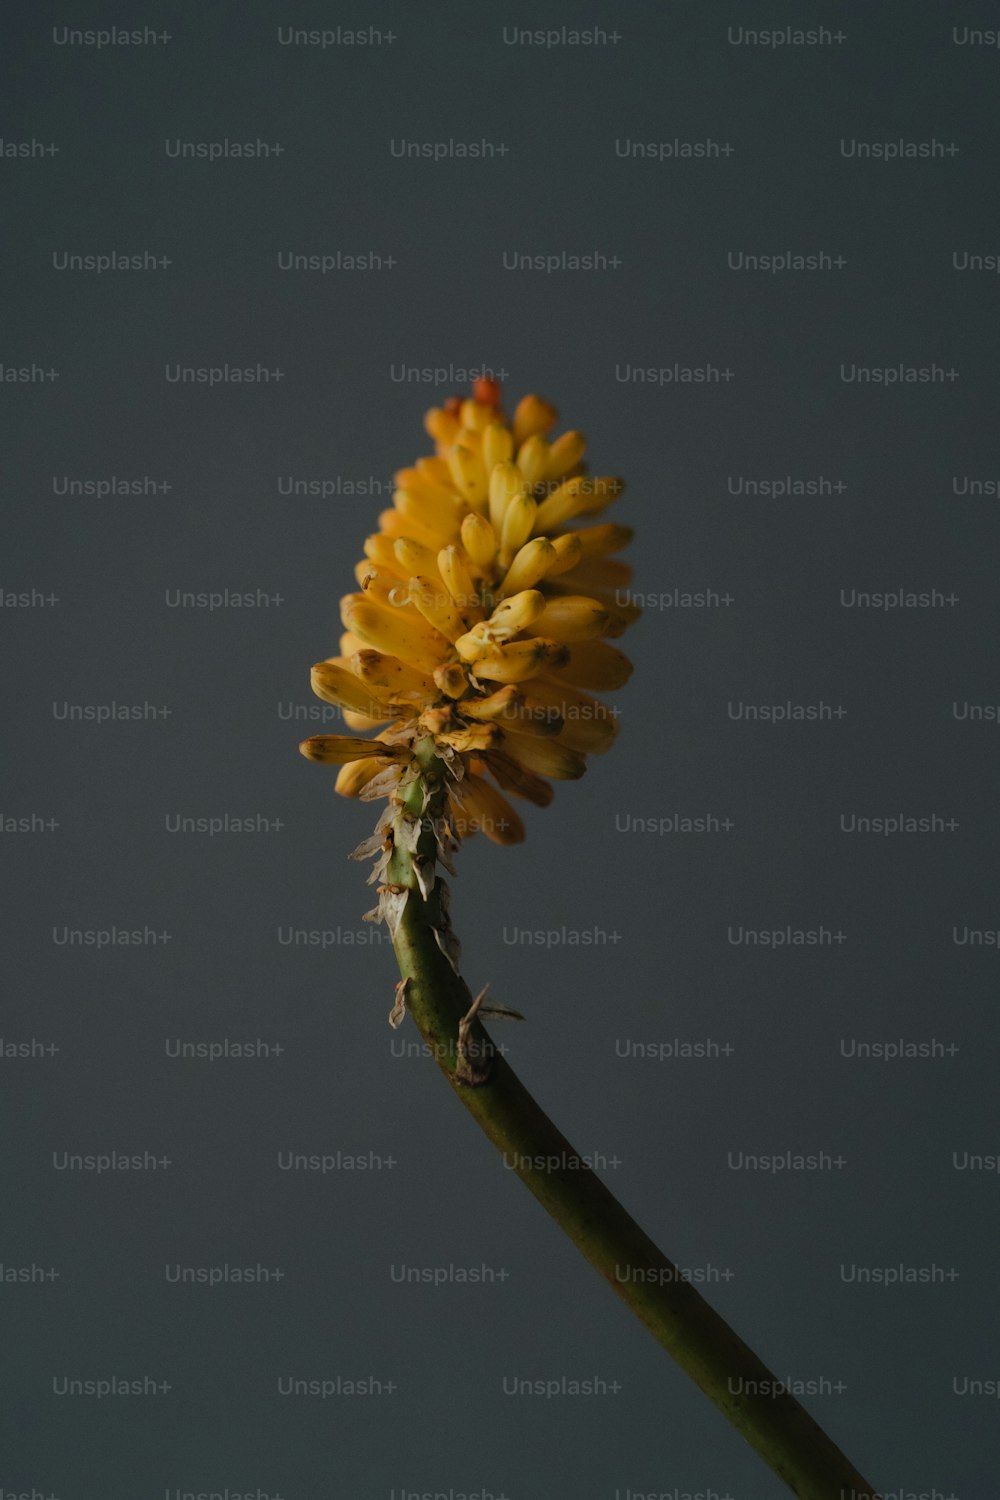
[455,985,494,1086]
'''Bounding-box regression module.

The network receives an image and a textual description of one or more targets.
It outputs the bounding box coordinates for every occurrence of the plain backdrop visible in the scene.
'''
[3,2,999,1496]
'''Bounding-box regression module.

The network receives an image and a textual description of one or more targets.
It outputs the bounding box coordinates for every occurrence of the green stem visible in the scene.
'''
[384,756,882,1500]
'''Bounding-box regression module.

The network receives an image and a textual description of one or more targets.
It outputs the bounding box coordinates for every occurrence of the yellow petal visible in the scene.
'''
[544,429,586,481]
[512,394,558,447]
[408,575,467,642]
[546,638,632,690]
[491,695,563,738]
[552,711,618,755]
[555,556,632,591]
[378,506,442,549]
[515,681,617,750]
[544,582,640,637]
[460,512,498,573]
[547,534,584,575]
[531,595,610,643]
[455,626,493,663]
[535,475,623,532]
[446,443,488,512]
[416,456,455,487]
[488,461,527,534]
[471,638,570,683]
[394,486,462,542]
[487,589,545,637]
[482,750,555,806]
[310,660,390,717]
[352,649,438,701]
[299,735,396,765]
[452,774,525,844]
[499,727,586,780]
[335,756,389,797]
[482,421,514,470]
[341,708,392,732]
[500,493,538,563]
[459,398,495,432]
[438,545,484,623]
[363,533,410,579]
[497,536,557,597]
[357,573,421,617]
[516,433,551,487]
[460,684,523,721]
[573,522,634,558]
[518,676,616,723]
[424,406,461,449]
[344,600,450,672]
[394,535,445,582]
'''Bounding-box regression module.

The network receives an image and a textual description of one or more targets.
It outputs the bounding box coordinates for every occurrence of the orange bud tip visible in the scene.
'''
[473,376,503,407]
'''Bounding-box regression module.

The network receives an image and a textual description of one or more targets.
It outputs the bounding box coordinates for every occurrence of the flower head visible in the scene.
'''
[300,381,637,847]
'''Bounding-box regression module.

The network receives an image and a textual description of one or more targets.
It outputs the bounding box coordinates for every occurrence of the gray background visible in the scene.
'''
[3,2,999,1495]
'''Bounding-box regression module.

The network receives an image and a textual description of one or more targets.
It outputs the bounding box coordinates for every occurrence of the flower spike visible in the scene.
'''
[301,384,636,879]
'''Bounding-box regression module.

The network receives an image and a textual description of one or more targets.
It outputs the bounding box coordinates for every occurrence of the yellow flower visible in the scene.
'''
[300,380,637,846]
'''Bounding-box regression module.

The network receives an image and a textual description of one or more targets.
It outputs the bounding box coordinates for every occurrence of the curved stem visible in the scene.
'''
[384,783,882,1499]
